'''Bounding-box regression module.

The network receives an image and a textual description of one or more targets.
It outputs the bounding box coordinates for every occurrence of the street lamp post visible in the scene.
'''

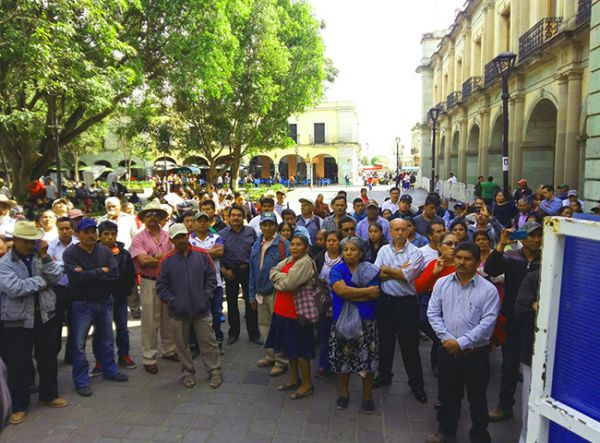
[428,106,441,193]
[395,137,401,178]
[493,52,517,193]
[48,93,62,196]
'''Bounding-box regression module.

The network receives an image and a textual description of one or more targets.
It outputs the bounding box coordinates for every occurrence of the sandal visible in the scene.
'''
[336,396,349,410]
[289,387,313,400]
[209,374,223,389]
[277,380,301,391]
[182,375,196,389]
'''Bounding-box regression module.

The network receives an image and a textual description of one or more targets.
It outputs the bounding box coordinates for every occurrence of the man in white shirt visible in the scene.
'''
[44,176,58,200]
[189,212,226,349]
[420,221,445,268]
[48,217,79,364]
[381,187,401,216]
[447,173,458,184]
[0,195,16,238]
[97,197,137,250]
[248,197,282,234]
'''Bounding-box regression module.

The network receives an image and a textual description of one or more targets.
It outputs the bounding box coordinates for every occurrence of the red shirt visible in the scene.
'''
[415,259,456,294]
[273,260,297,319]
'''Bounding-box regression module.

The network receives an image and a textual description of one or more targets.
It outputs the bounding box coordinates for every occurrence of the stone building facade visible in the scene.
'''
[418,0,591,194]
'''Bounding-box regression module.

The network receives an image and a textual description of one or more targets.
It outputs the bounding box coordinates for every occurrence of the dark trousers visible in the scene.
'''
[437,347,491,443]
[376,294,424,389]
[499,321,521,410]
[419,294,440,371]
[1,313,59,412]
[224,267,259,340]
[53,285,73,363]
[318,316,333,371]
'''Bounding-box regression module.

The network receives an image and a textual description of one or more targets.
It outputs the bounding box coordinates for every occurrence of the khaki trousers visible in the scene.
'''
[257,294,287,367]
[140,277,176,365]
[171,313,221,375]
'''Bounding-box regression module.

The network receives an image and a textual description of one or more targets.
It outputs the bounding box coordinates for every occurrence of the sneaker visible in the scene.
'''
[488,407,513,422]
[77,386,93,397]
[118,355,137,369]
[9,411,26,425]
[90,361,102,377]
[106,373,129,382]
[40,397,68,408]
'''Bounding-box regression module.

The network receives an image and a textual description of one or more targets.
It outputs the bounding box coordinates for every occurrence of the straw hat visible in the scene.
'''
[12,221,44,240]
[138,200,168,219]
[0,195,17,207]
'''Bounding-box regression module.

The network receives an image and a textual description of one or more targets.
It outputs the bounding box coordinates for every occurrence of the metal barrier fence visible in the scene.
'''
[418,177,475,203]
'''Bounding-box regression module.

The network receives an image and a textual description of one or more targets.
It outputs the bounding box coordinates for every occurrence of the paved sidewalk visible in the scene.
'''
[1,304,522,443]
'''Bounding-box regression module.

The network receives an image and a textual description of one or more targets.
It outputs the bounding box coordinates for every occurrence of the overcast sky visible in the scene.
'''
[308,0,464,163]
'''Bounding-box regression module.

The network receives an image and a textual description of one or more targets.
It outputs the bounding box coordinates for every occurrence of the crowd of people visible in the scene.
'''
[0,173,597,441]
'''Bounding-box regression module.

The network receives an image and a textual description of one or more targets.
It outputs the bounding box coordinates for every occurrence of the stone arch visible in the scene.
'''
[488,114,503,182]
[118,160,137,167]
[524,92,559,128]
[154,156,177,165]
[450,131,459,177]
[278,154,306,182]
[182,156,208,166]
[523,98,557,188]
[312,154,338,183]
[467,124,480,184]
[94,160,112,168]
[249,155,275,179]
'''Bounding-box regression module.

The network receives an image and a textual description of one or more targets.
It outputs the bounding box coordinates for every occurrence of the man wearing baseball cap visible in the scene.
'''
[484,221,542,422]
[0,221,66,424]
[63,218,128,397]
[296,198,322,245]
[249,212,291,376]
[513,179,532,202]
[157,224,222,389]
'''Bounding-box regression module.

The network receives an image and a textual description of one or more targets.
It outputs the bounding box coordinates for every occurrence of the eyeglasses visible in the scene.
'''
[442,241,459,247]
[145,211,164,218]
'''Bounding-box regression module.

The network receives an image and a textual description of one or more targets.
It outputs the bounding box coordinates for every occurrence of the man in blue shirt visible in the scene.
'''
[426,242,500,443]
[538,184,563,216]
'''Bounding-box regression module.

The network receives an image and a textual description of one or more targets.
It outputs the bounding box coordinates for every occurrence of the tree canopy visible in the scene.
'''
[0,0,333,196]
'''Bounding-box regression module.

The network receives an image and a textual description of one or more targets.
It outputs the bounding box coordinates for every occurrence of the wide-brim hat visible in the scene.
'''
[0,194,17,207]
[12,221,44,240]
[139,200,168,219]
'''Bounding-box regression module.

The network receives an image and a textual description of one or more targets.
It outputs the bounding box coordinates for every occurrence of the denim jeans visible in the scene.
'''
[71,298,119,389]
[92,297,129,358]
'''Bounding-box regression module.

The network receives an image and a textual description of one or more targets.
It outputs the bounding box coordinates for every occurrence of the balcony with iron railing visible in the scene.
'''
[447,91,462,109]
[435,101,446,114]
[519,17,563,62]
[462,76,482,101]
[484,60,500,87]
[577,0,591,27]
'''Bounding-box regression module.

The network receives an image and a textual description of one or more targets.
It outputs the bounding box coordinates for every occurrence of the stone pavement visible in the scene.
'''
[1,304,522,443]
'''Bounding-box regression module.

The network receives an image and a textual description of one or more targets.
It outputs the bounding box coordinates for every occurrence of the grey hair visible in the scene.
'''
[105,197,121,208]
[341,236,364,254]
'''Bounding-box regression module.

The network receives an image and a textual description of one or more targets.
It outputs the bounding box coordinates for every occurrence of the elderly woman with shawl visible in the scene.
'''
[328,236,380,414]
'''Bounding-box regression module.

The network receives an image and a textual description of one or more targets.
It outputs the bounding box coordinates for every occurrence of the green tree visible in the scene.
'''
[166,0,335,187]
[0,0,232,197]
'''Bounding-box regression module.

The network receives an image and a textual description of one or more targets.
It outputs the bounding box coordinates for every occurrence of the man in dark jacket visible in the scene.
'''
[157,223,222,389]
[63,218,128,397]
[484,221,542,422]
[515,269,540,443]
[249,212,290,376]
[90,221,137,375]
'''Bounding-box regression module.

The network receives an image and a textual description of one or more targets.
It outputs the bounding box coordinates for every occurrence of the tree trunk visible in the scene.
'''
[73,152,80,183]
[230,153,241,191]
[207,161,219,187]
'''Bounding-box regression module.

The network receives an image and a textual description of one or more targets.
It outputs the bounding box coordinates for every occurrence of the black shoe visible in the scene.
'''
[249,336,263,346]
[373,377,391,388]
[106,373,128,382]
[412,387,427,403]
[336,396,349,410]
[227,336,238,345]
[362,399,375,415]
[77,386,93,397]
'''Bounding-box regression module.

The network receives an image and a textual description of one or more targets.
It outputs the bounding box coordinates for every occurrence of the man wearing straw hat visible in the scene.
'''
[0,194,17,238]
[130,200,177,374]
[0,220,67,425]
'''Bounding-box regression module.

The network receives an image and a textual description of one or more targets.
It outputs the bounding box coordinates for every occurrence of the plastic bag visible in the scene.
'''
[335,300,363,342]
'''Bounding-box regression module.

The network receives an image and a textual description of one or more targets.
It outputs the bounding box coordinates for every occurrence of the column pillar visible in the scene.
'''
[444,119,452,179]
[510,0,521,53]
[485,1,496,63]
[511,94,525,184]
[564,71,583,188]
[448,48,456,95]
[458,114,468,182]
[479,108,490,176]
[555,75,569,185]
[462,28,472,83]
